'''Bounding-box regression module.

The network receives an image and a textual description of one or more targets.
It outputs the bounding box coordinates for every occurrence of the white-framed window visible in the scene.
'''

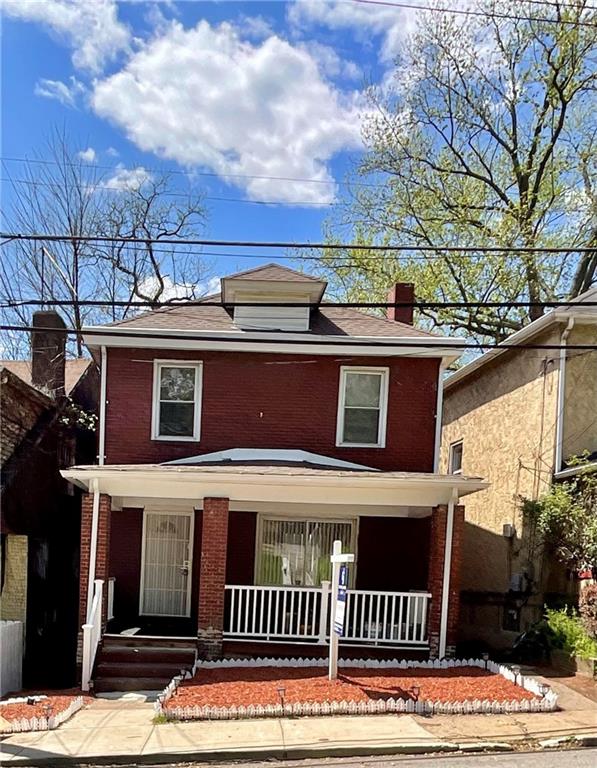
[256,517,356,587]
[151,360,202,441]
[449,440,463,474]
[336,366,389,448]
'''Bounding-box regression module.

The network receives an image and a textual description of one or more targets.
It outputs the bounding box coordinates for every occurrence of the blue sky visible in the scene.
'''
[1,0,421,278]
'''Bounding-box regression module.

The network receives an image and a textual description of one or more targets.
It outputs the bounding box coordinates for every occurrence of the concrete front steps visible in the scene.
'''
[93,635,197,692]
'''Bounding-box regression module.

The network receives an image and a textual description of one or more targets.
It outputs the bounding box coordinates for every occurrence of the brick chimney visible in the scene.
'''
[31,310,66,398]
[387,283,415,325]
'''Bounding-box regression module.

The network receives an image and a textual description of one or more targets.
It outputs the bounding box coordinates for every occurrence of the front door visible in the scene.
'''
[140,510,194,617]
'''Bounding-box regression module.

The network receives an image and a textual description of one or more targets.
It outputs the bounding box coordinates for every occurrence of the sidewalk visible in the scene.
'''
[1,672,596,765]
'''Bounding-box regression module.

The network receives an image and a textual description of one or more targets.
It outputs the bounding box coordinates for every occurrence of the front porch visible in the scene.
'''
[63,460,486,689]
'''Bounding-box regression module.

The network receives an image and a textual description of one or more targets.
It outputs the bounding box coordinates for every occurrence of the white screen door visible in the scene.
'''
[140,511,194,617]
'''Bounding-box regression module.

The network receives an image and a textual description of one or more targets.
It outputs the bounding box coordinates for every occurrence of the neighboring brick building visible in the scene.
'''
[0,312,99,687]
[441,287,597,650]
[63,264,486,691]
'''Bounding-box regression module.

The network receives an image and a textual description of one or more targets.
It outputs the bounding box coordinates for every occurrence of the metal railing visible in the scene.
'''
[81,579,103,692]
[223,584,430,647]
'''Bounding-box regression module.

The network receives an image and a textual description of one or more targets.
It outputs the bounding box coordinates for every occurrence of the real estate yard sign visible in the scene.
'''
[334,565,348,636]
[329,542,354,680]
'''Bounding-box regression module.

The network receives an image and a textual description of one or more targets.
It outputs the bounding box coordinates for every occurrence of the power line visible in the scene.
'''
[2,176,591,215]
[2,232,595,253]
[0,155,377,190]
[1,297,596,310]
[5,240,567,263]
[1,322,596,352]
[352,0,597,26]
[0,176,336,208]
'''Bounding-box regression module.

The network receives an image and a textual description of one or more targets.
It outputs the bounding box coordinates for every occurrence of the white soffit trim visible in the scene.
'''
[61,466,488,507]
[163,448,378,471]
[81,326,462,361]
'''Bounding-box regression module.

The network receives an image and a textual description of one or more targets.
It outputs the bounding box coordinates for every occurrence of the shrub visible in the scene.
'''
[579,584,597,639]
[545,607,597,660]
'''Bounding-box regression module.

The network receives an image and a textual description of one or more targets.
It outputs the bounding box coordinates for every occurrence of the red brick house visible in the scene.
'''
[62,265,486,691]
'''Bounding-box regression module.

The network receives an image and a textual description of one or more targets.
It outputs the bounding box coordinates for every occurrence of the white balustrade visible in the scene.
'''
[107,577,115,621]
[224,584,430,647]
[81,579,103,692]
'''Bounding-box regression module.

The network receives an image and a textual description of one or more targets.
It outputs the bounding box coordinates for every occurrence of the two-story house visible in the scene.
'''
[63,264,486,692]
[441,287,597,651]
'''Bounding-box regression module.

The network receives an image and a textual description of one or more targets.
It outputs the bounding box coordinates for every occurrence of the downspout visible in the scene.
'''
[555,318,574,474]
[98,346,107,466]
[86,478,100,622]
[433,362,446,473]
[439,487,459,658]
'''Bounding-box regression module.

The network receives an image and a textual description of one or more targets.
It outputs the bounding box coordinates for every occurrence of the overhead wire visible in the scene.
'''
[1,323,596,352]
[2,232,595,253]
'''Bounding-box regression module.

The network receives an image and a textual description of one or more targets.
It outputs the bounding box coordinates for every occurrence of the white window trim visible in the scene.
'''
[335,366,390,448]
[448,439,463,474]
[151,360,203,442]
[254,514,358,588]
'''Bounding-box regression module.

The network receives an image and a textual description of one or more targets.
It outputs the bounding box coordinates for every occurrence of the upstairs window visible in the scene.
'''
[152,361,202,441]
[336,367,389,448]
[449,440,463,474]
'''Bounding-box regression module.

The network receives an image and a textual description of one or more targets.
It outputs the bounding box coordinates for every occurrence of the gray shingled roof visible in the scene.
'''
[106,302,435,338]
[222,263,325,283]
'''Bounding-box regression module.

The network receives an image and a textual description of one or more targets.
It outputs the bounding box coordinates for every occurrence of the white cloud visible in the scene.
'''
[2,0,130,73]
[289,0,420,63]
[237,14,274,41]
[137,275,219,302]
[92,20,363,204]
[105,164,152,191]
[77,147,97,163]
[33,76,86,107]
[299,40,361,81]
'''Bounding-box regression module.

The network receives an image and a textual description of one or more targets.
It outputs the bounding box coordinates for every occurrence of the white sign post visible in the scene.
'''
[328,539,354,680]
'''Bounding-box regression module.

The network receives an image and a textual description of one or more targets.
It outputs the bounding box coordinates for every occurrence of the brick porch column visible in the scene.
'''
[427,504,465,659]
[77,492,112,663]
[197,497,229,659]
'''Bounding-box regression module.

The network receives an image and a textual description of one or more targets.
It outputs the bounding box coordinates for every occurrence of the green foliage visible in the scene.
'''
[545,607,597,659]
[318,1,597,344]
[523,467,597,572]
[579,584,597,638]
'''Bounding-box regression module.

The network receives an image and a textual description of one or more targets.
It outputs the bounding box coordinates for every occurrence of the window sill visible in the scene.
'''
[336,442,385,449]
[151,435,201,443]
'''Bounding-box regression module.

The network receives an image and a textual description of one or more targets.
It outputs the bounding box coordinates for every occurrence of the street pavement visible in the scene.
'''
[95,748,597,767]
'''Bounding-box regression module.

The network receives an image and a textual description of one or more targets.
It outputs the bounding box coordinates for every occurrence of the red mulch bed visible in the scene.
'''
[166,666,537,710]
[0,689,91,723]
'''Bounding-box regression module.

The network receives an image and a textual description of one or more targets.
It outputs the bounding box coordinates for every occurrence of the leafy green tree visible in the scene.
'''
[320,1,597,342]
[523,467,597,573]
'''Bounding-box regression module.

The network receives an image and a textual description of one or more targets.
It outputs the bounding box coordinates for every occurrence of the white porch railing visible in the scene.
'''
[224,584,330,642]
[224,584,430,647]
[81,579,103,692]
[107,577,115,621]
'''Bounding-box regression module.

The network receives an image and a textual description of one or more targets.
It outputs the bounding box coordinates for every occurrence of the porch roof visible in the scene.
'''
[62,463,487,508]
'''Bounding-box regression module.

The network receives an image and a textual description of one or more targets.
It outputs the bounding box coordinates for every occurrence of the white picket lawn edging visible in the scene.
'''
[154,657,558,721]
[0,696,85,734]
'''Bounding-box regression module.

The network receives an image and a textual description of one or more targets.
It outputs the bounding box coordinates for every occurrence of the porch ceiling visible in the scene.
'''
[61,464,487,508]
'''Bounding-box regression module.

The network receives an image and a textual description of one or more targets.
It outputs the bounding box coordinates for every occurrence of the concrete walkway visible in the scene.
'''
[1,673,596,765]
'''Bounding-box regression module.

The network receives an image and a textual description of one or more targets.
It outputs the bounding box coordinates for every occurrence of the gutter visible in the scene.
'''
[439,487,459,659]
[433,362,446,472]
[98,346,107,466]
[554,318,575,474]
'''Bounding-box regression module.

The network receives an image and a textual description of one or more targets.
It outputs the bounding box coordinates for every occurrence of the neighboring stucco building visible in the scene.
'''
[440,288,597,650]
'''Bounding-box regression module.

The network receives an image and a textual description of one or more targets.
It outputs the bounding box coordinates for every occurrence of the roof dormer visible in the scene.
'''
[220,263,327,332]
